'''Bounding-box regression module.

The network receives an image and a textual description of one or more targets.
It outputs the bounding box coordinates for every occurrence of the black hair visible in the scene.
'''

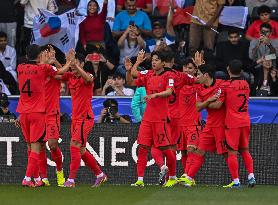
[103,99,118,108]
[87,0,100,14]
[260,22,273,32]
[228,29,240,36]
[75,53,85,63]
[0,31,7,39]
[151,50,168,62]
[161,47,175,63]
[86,44,105,55]
[113,72,125,80]
[228,59,242,75]
[198,64,215,78]
[257,5,271,15]
[26,44,41,61]
[182,58,197,68]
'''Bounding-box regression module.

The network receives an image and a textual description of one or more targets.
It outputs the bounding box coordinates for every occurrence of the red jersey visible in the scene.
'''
[45,77,61,115]
[168,70,196,119]
[179,84,201,126]
[196,79,226,128]
[223,78,250,128]
[17,63,57,113]
[135,69,175,122]
[246,19,278,39]
[62,72,94,120]
[117,0,152,9]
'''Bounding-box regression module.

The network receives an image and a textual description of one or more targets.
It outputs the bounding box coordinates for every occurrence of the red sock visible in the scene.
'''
[181,154,187,174]
[240,151,254,174]
[137,146,148,177]
[69,146,81,179]
[51,148,63,171]
[151,147,164,169]
[163,149,176,177]
[187,154,205,178]
[185,153,193,174]
[26,152,39,178]
[227,153,239,180]
[39,149,47,179]
[81,150,102,176]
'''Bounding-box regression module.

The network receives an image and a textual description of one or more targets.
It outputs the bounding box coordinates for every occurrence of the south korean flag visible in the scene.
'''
[32,9,85,54]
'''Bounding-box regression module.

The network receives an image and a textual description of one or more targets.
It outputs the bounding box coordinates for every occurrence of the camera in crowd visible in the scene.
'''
[102,99,119,123]
[0,93,16,122]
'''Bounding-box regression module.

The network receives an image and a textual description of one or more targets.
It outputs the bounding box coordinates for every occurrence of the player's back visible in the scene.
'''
[17,63,50,113]
[225,78,250,128]
[45,77,61,115]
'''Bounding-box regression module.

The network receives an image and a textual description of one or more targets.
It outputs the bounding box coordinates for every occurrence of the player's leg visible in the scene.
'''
[223,128,241,188]
[47,114,65,186]
[80,118,107,187]
[131,121,152,187]
[239,126,255,187]
[151,146,168,185]
[38,143,48,185]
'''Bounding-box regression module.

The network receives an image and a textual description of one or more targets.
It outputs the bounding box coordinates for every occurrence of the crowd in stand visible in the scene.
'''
[0,0,277,97]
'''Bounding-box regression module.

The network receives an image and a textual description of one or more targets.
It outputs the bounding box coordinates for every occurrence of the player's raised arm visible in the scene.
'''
[144,87,173,100]
[72,59,94,84]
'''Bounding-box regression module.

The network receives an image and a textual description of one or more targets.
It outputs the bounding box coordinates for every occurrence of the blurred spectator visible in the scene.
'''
[246,0,278,15]
[20,0,58,54]
[60,82,69,96]
[0,79,11,95]
[117,25,145,74]
[97,98,131,123]
[215,30,250,80]
[188,0,225,56]
[0,93,16,122]
[112,0,152,38]
[249,23,278,63]
[0,62,18,95]
[79,0,108,50]
[145,7,175,53]
[56,0,77,14]
[116,0,152,15]
[102,73,134,96]
[131,87,146,123]
[0,32,17,81]
[253,59,278,96]
[0,0,17,47]
[225,0,245,6]
[246,5,278,41]
[85,49,115,95]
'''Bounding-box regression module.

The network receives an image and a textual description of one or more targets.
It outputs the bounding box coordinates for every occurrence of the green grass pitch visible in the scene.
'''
[0,185,277,205]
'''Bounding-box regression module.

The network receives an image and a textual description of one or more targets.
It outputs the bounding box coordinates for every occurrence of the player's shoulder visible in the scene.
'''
[139,69,152,76]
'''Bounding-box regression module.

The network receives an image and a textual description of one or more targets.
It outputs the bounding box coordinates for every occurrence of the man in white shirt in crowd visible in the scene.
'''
[102,73,134,96]
[0,32,17,81]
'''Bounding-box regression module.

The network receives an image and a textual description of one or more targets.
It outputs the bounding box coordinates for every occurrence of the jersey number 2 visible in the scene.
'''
[21,79,33,97]
[237,94,247,112]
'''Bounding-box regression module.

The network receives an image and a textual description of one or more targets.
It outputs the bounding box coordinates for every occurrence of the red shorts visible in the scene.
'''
[20,113,46,143]
[170,118,180,144]
[198,126,227,154]
[177,125,200,151]
[225,126,250,151]
[137,120,173,148]
[45,114,60,141]
[71,118,94,146]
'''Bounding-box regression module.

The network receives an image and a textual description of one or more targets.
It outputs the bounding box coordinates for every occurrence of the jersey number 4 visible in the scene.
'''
[21,79,33,97]
[237,94,247,112]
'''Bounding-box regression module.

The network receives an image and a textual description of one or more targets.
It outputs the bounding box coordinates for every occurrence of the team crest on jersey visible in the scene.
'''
[187,74,194,78]
[52,66,57,71]
[168,79,174,86]
[140,70,148,75]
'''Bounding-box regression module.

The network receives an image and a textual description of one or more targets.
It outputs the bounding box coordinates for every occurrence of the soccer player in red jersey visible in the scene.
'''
[37,46,69,186]
[127,50,196,187]
[182,64,228,187]
[61,53,107,188]
[16,44,72,187]
[220,60,255,188]
[176,58,202,184]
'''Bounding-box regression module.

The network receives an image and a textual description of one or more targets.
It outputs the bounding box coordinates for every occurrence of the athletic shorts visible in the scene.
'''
[20,113,46,143]
[170,118,181,144]
[137,120,173,148]
[71,118,94,146]
[177,125,200,151]
[45,113,60,141]
[225,126,250,151]
[198,126,227,154]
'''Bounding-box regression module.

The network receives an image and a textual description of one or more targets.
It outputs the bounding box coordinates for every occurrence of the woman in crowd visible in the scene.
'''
[79,0,108,50]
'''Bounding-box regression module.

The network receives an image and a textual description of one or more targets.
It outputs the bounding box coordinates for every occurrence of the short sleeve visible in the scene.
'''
[180,72,196,85]
[112,13,122,31]
[44,64,57,77]
[135,70,149,87]
[246,22,256,38]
